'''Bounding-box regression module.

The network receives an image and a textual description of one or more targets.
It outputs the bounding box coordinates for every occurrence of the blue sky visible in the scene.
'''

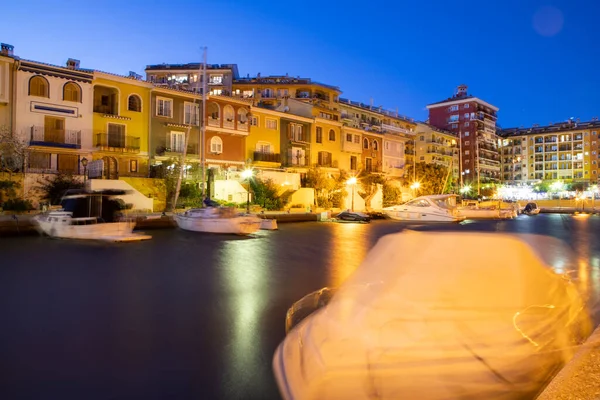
[1,0,598,127]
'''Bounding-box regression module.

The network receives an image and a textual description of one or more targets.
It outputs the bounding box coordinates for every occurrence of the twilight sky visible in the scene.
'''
[2,0,598,127]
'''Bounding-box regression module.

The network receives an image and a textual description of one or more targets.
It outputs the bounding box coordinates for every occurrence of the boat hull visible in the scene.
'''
[175,214,262,235]
[34,216,139,241]
[383,209,464,223]
[458,208,516,220]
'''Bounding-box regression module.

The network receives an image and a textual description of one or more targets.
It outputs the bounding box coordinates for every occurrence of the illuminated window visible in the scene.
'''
[363,138,369,149]
[210,136,223,153]
[329,129,335,141]
[266,119,277,130]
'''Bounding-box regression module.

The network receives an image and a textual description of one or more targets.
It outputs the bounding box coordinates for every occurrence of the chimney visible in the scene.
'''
[1,43,14,56]
[257,72,261,78]
[285,72,288,77]
[456,84,468,98]
[370,98,373,109]
[66,58,80,69]
[128,71,142,80]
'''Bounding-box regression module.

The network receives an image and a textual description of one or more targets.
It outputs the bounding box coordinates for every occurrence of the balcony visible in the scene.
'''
[253,152,281,163]
[381,123,410,135]
[342,139,362,153]
[223,118,235,129]
[164,144,198,156]
[30,126,81,149]
[237,121,249,132]
[208,117,220,127]
[94,133,140,153]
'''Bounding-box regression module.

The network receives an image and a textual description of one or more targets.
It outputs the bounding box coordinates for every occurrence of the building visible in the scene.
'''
[92,71,152,178]
[14,57,94,175]
[427,85,500,186]
[149,86,201,170]
[246,106,289,170]
[498,119,600,184]
[275,99,314,172]
[145,63,239,96]
[338,98,415,175]
[0,43,15,131]
[204,94,251,172]
[414,123,460,183]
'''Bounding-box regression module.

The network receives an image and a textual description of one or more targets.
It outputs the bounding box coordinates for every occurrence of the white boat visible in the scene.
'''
[382,194,466,222]
[260,218,278,230]
[174,206,262,235]
[458,200,517,220]
[274,231,592,400]
[33,190,151,242]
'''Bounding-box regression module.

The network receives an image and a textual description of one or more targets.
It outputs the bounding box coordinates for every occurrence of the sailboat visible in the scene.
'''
[173,48,262,236]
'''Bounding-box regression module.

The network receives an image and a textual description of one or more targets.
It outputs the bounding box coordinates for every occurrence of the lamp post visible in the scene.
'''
[241,168,253,214]
[346,176,357,211]
[81,157,88,185]
[592,185,598,212]
[410,181,420,198]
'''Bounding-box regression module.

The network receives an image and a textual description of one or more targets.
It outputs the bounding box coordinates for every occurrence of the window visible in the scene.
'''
[373,140,379,150]
[593,131,598,136]
[130,160,138,173]
[223,105,234,122]
[210,89,222,96]
[29,76,49,97]
[449,105,459,112]
[318,151,332,167]
[464,131,470,136]
[350,156,357,170]
[128,94,142,112]
[420,156,425,161]
[328,129,335,141]
[170,131,184,152]
[419,135,425,141]
[210,136,223,153]
[449,114,459,122]
[451,124,458,129]
[465,150,470,155]
[208,102,220,120]
[464,104,469,109]
[354,135,360,144]
[262,88,274,98]
[363,138,369,149]
[184,102,200,125]
[465,159,470,164]
[346,133,352,142]
[63,82,81,102]
[156,97,173,117]
[251,116,259,126]
[465,141,470,146]
[464,122,470,127]
[266,119,277,130]
[464,113,470,119]
[209,74,223,85]
[108,124,125,147]
[291,147,306,166]
[288,124,304,141]
[237,108,248,124]
[29,152,50,169]
[256,142,271,153]
[316,127,323,143]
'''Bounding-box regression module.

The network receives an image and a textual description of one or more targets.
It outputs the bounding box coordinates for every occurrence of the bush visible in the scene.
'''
[37,172,84,205]
[250,178,283,210]
[383,183,402,207]
[2,198,33,212]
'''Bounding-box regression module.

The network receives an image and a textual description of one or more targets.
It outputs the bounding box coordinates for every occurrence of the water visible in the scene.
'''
[1,214,599,400]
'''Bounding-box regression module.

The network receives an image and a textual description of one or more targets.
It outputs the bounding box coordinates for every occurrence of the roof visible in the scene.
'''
[415,122,457,137]
[145,63,239,77]
[18,59,94,83]
[233,76,341,92]
[499,119,600,137]
[338,98,415,123]
[426,94,499,112]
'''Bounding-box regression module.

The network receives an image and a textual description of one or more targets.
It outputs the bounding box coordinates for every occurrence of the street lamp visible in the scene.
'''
[410,181,420,197]
[241,168,253,214]
[592,185,598,212]
[346,176,357,211]
[81,157,88,184]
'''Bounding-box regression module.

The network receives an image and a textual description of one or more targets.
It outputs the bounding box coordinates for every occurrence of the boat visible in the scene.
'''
[259,218,278,230]
[33,189,151,242]
[174,200,262,235]
[334,210,371,223]
[382,194,466,222]
[523,202,541,215]
[458,200,516,219]
[273,231,592,400]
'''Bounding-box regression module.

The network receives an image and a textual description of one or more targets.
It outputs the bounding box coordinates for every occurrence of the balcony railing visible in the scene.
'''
[94,133,140,153]
[253,152,281,163]
[165,144,199,155]
[223,119,235,129]
[93,105,118,115]
[342,140,362,153]
[30,126,81,149]
[381,123,410,134]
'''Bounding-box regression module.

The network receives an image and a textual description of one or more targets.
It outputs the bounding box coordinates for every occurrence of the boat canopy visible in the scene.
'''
[273,231,591,400]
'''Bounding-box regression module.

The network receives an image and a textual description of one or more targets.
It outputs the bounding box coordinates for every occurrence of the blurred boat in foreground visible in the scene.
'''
[274,231,591,400]
[33,189,151,242]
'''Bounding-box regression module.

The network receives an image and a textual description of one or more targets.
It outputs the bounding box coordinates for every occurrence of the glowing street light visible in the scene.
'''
[242,168,253,214]
[346,176,357,211]
[460,185,471,195]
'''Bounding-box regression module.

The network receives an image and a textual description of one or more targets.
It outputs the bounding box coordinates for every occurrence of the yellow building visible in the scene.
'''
[0,44,15,130]
[414,123,460,182]
[91,71,152,178]
[247,107,282,169]
[312,116,343,172]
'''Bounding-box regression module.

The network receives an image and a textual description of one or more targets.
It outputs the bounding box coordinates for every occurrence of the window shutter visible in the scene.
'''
[287,124,293,140]
[318,152,323,165]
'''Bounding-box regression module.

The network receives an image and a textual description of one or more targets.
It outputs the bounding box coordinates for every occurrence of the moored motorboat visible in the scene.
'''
[33,189,151,242]
[523,202,541,215]
[174,200,262,235]
[334,210,371,223]
[458,200,516,220]
[260,218,278,230]
[383,195,465,222]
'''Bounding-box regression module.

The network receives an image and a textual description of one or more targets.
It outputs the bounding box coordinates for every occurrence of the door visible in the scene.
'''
[108,124,125,148]
[365,158,373,172]
[103,156,119,179]
[44,116,65,143]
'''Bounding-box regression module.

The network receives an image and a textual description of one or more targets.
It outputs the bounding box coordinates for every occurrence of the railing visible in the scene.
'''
[342,140,362,153]
[94,133,140,153]
[237,121,249,132]
[223,119,235,129]
[30,126,81,149]
[208,117,220,127]
[381,123,410,134]
[253,152,280,163]
[165,144,198,155]
[93,105,118,115]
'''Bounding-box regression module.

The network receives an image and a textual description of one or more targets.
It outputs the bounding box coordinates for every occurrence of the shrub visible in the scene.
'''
[2,198,34,212]
[37,172,84,205]
[250,178,282,210]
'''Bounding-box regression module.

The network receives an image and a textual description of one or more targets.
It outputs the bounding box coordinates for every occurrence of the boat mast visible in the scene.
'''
[201,47,207,199]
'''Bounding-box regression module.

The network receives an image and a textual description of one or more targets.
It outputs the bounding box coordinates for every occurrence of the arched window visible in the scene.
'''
[29,76,49,97]
[208,102,220,120]
[363,138,369,149]
[128,94,141,112]
[210,136,223,154]
[237,108,248,123]
[63,82,81,102]
[223,105,234,122]
[328,129,335,141]
[373,140,379,151]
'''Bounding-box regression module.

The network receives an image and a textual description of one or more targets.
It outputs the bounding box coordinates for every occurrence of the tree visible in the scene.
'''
[404,162,448,195]
[382,181,402,207]
[305,167,330,208]
[0,125,27,174]
[358,172,385,209]
[37,172,84,205]
[250,178,282,210]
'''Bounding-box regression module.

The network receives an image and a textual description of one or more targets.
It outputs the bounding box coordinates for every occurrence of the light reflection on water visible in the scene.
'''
[327,222,369,288]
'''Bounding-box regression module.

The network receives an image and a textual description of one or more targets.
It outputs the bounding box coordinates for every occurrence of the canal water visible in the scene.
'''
[1,214,599,400]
